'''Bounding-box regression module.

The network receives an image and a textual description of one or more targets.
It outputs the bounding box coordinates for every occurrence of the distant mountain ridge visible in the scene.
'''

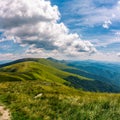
[0,60,11,65]
[67,60,120,87]
[0,58,40,67]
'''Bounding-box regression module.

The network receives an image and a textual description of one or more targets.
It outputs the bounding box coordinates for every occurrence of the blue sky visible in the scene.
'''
[0,0,120,62]
[51,0,120,61]
[51,0,120,52]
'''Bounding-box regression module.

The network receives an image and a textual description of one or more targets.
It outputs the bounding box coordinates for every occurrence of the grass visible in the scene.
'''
[0,58,120,119]
[0,59,119,92]
[0,80,120,120]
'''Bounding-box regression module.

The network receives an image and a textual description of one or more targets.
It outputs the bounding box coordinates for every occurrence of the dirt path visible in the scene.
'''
[0,106,10,120]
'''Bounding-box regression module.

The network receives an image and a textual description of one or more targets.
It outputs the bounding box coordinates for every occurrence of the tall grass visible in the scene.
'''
[0,59,120,119]
[0,80,120,120]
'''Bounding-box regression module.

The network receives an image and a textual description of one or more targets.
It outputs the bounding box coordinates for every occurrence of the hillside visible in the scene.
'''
[0,58,120,120]
[0,58,119,93]
[67,60,120,87]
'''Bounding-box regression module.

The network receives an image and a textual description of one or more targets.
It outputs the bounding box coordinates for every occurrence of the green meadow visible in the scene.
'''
[0,58,120,120]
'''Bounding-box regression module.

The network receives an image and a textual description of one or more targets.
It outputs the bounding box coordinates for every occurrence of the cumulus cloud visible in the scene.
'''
[0,0,60,28]
[0,0,96,57]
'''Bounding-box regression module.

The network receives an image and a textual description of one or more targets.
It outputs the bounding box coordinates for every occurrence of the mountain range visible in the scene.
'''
[67,60,120,87]
[0,58,120,120]
[0,58,120,93]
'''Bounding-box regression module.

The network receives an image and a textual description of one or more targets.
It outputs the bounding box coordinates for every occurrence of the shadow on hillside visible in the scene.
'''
[64,76,120,93]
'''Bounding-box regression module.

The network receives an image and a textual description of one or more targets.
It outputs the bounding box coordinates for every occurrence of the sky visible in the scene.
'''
[0,0,120,62]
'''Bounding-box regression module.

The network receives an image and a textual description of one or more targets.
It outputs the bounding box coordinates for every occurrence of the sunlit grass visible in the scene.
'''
[0,80,120,120]
[0,58,120,119]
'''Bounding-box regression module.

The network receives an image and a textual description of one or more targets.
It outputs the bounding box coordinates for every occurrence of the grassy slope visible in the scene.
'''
[0,80,120,120]
[0,58,120,119]
[0,60,90,83]
[37,58,120,92]
[0,58,119,92]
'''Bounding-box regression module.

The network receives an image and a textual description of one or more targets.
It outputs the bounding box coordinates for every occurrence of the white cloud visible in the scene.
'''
[25,47,64,59]
[0,38,5,43]
[0,53,15,60]
[117,53,120,57]
[63,0,120,54]
[0,0,96,57]
[0,0,60,28]
[86,52,120,62]
[102,20,112,29]
[65,0,120,27]
[0,51,119,62]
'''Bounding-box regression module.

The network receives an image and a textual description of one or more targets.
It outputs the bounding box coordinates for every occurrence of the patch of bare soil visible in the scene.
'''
[0,106,10,120]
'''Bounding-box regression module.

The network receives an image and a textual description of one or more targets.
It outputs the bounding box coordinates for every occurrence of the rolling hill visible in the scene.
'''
[0,58,119,93]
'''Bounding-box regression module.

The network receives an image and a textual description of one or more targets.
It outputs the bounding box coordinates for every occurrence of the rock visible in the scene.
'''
[34,93,43,99]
